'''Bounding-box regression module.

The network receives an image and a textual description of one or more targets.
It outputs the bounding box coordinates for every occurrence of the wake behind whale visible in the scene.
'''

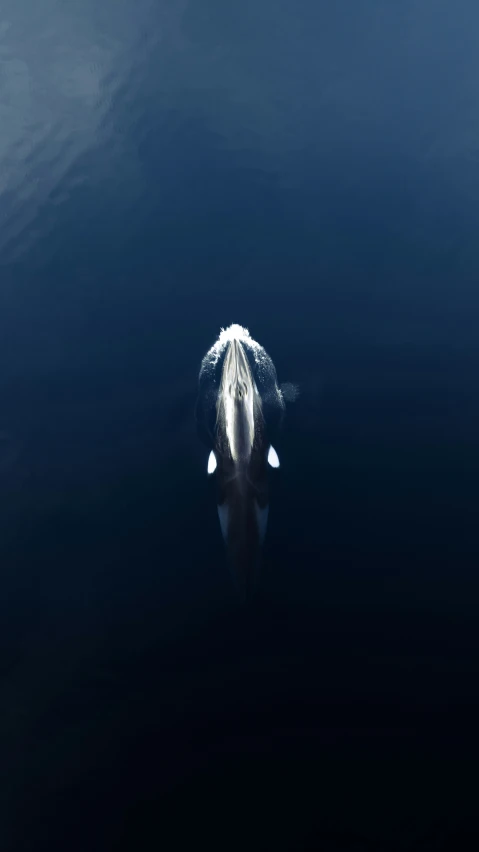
[196,324,296,598]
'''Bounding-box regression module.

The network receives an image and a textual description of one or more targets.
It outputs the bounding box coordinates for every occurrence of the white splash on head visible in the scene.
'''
[204,323,263,369]
[219,324,250,344]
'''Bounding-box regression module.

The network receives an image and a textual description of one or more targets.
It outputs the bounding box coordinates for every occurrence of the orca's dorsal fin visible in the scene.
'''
[267,445,280,468]
[207,451,217,474]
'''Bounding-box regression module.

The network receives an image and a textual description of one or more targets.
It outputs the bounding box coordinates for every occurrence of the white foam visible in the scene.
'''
[218,324,251,345]
[203,323,263,369]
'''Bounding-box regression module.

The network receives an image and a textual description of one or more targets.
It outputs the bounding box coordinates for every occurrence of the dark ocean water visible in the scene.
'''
[1,2,479,849]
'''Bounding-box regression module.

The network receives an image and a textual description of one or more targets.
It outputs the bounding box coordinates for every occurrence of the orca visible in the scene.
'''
[196,324,293,598]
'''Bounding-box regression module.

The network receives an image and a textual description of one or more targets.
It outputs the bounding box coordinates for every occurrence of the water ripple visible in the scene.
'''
[0,0,159,265]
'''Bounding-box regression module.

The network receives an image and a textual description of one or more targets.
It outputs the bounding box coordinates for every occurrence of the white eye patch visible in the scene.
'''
[267,445,280,468]
[207,451,217,474]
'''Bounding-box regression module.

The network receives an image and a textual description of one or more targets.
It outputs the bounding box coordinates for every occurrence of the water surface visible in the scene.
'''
[1,2,479,849]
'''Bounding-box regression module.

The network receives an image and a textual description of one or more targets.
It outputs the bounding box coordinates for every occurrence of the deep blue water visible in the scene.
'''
[1,2,479,849]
